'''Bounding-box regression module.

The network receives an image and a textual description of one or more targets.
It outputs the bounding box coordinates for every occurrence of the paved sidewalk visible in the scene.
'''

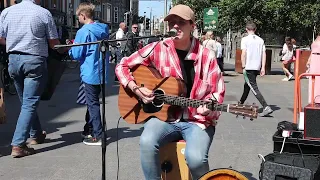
[0,64,309,180]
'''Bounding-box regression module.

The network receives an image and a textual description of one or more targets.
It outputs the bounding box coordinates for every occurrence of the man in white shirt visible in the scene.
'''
[216,36,224,74]
[115,22,127,64]
[239,22,273,117]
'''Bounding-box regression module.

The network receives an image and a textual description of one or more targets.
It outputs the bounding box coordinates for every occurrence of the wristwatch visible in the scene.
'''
[242,67,245,69]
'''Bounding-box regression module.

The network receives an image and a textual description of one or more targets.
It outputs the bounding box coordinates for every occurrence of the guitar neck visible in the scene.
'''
[160,94,229,112]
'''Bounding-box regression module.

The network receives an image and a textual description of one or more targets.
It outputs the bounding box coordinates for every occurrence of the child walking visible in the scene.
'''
[69,2,109,145]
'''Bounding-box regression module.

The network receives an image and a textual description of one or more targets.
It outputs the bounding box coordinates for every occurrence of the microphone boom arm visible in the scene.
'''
[54,34,167,49]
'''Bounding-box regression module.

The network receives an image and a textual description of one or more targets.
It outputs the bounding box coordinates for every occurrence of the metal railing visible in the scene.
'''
[293,49,320,124]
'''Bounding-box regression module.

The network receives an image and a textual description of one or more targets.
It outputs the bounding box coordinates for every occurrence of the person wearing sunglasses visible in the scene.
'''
[123,24,140,57]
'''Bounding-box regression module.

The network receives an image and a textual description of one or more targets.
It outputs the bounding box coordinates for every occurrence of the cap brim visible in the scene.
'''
[164,13,191,22]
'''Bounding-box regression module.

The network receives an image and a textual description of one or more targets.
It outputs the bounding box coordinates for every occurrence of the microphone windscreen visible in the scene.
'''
[168,28,177,37]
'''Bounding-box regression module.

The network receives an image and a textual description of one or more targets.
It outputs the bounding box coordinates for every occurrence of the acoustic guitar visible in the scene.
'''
[118,65,258,124]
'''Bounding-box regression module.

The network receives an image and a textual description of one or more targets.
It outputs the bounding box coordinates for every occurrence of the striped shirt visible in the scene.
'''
[0,0,58,57]
[115,37,225,129]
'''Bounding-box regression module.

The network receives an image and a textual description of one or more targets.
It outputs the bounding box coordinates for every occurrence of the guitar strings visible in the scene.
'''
[153,93,252,110]
[142,93,254,117]
[152,93,209,104]
[150,93,253,114]
[148,93,228,110]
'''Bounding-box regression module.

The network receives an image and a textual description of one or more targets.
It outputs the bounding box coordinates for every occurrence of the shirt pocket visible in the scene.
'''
[193,79,213,99]
[160,66,176,77]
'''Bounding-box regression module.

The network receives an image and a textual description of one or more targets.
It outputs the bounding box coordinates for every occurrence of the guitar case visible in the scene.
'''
[41,48,66,101]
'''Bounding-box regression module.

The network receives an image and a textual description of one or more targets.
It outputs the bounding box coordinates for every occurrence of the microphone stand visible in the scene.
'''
[54,34,167,180]
[99,39,107,180]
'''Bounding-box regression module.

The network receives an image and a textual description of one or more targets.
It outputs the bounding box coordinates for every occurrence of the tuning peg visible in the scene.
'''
[250,118,253,121]
[243,116,245,119]
[236,115,239,118]
[252,103,256,106]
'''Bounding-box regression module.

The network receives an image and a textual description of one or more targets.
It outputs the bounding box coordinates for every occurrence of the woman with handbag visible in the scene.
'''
[280,37,295,81]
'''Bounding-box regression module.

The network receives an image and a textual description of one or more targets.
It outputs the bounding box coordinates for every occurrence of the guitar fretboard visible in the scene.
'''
[154,94,229,112]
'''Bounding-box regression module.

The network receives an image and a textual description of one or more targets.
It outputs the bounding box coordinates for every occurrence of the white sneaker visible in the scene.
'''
[282,77,289,81]
[288,74,294,80]
[83,137,102,146]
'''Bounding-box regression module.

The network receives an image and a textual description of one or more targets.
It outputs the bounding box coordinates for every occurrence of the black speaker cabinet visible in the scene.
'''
[304,104,320,139]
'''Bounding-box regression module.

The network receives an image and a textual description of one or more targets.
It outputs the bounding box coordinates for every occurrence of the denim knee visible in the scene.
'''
[185,149,208,171]
[139,132,159,151]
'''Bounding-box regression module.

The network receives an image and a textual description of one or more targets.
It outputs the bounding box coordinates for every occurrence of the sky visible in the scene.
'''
[138,0,172,20]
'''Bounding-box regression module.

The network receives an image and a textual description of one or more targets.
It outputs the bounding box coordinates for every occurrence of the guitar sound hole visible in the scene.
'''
[152,89,165,107]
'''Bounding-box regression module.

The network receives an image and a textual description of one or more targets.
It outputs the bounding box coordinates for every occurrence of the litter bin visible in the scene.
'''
[294,50,311,77]
[235,49,242,73]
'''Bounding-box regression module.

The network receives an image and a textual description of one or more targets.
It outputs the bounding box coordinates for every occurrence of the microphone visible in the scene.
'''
[162,28,178,38]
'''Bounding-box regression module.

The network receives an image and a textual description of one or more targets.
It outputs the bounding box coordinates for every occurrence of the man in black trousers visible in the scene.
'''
[239,22,273,117]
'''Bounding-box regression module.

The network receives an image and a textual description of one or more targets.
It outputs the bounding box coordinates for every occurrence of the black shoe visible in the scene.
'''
[81,132,93,140]
[83,137,101,146]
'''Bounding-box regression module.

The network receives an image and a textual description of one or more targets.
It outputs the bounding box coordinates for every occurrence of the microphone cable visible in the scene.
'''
[137,40,161,59]
[137,29,177,59]
[116,116,122,180]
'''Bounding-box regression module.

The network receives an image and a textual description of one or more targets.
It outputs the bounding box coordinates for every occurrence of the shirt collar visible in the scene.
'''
[23,0,36,3]
[163,37,199,62]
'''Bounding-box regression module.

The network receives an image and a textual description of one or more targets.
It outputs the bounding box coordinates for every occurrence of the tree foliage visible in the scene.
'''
[172,0,320,45]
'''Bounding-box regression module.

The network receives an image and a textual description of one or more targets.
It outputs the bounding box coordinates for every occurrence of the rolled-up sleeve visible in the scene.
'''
[0,11,6,38]
[45,12,58,39]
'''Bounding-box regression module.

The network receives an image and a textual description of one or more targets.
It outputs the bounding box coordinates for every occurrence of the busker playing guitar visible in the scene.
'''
[115,4,225,180]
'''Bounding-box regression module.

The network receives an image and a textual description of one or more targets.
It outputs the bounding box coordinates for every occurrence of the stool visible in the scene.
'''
[159,140,191,180]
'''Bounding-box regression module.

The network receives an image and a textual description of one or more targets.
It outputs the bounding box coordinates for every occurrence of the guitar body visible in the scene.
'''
[199,168,248,180]
[118,65,186,124]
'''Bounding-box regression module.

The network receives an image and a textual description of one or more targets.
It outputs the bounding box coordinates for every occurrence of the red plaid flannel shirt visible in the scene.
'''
[115,37,225,128]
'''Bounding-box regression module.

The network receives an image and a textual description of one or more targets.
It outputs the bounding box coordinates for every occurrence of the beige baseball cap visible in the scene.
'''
[164,4,195,23]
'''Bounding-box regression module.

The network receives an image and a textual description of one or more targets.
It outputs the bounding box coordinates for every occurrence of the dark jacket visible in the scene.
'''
[123,31,139,56]
[147,37,160,44]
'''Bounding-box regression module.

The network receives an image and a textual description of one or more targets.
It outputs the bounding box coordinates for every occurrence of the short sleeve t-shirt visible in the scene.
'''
[241,34,266,70]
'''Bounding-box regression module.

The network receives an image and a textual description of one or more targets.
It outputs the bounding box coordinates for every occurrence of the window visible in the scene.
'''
[114,6,118,23]
[102,3,111,23]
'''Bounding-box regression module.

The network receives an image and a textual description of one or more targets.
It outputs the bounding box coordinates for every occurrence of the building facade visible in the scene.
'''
[108,0,138,32]
[0,0,138,33]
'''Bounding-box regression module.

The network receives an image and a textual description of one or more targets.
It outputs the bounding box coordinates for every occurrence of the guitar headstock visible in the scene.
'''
[228,103,259,120]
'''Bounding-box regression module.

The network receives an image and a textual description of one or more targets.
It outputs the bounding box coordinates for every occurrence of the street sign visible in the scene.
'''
[203,7,218,31]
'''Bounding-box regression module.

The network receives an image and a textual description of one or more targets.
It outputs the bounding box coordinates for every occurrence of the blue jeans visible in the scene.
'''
[140,118,215,180]
[84,83,102,139]
[8,54,47,147]
[115,47,123,64]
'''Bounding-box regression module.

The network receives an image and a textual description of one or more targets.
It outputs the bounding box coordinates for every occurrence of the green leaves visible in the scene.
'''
[172,0,319,44]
